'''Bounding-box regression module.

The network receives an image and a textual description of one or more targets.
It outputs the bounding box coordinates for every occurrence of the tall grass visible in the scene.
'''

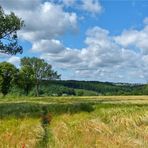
[0,96,148,147]
[0,102,94,118]
[0,118,43,148]
[50,103,148,148]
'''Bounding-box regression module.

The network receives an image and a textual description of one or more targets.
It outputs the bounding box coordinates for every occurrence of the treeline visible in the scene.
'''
[12,79,148,96]
[43,80,148,96]
[0,57,60,97]
[1,57,148,96]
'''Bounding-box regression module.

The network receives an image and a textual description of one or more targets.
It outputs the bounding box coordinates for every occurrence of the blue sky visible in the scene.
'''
[61,0,148,47]
[1,0,148,83]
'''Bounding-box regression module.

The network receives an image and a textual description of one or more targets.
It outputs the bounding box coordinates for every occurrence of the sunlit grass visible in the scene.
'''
[0,96,148,147]
[0,118,43,148]
[50,104,148,148]
[1,96,148,105]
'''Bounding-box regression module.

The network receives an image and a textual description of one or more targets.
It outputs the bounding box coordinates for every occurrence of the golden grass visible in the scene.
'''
[50,105,148,148]
[0,118,43,148]
[0,96,148,147]
[1,95,148,105]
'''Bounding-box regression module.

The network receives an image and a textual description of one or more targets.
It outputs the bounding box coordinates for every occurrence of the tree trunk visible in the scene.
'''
[35,80,39,97]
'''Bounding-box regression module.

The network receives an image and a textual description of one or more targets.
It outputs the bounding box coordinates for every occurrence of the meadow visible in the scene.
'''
[1,96,148,148]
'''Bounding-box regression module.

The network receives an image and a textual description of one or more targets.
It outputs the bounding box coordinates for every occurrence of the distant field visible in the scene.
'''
[1,96,148,147]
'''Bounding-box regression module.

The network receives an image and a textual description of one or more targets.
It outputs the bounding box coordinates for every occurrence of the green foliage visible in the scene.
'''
[21,57,60,96]
[15,66,35,95]
[0,62,17,96]
[0,5,24,54]
[9,85,24,97]
[77,90,84,96]
[39,83,75,96]
[50,80,146,95]
[27,84,75,97]
[142,84,148,95]
[75,89,98,96]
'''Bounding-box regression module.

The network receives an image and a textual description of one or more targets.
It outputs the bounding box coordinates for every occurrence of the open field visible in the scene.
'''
[1,96,148,147]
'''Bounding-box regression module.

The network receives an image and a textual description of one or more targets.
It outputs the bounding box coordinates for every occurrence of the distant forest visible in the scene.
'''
[10,80,148,96]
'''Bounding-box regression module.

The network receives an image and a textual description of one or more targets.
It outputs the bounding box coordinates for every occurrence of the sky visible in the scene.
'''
[0,0,148,83]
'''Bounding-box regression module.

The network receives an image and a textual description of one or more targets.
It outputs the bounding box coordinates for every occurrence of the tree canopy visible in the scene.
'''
[0,62,17,96]
[15,66,35,95]
[21,57,61,96]
[0,5,24,55]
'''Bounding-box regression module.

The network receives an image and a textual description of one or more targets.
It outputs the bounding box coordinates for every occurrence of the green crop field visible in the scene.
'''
[1,96,148,148]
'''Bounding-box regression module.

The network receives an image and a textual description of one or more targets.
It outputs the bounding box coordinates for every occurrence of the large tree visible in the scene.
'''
[21,57,61,96]
[0,62,17,96]
[0,6,24,54]
[15,66,35,95]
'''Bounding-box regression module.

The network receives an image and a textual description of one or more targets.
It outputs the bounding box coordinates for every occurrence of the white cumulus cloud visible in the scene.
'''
[114,23,148,55]
[0,0,78,42]
[32,39,64,53]
[81,0,102,14]
[7,56,20,66]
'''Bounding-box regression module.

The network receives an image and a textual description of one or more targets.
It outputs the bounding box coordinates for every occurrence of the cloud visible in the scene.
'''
[31,39,64,53]
[0,0,40,11]
[144,17,148,25]
[1,1,148,83]
[55,0,102,15]
[41,48,82,69]
[21,2,77,41]
[114,23,148,55]
[81,27,123,68]
[62,0,75,6]
[1,1,78,42]
[81,0,102,14]
[40,26,146,83]
[0,53,9,58]
[7,56,20,66]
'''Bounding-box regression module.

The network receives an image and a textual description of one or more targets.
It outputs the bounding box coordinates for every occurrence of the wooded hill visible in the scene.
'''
[10,80,148,96]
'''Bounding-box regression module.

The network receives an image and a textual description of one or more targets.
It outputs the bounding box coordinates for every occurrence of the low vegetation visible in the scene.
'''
[1,96,148,147]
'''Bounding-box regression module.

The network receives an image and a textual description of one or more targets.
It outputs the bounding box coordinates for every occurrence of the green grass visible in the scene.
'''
[75,89,98,96]
[1,96,148,147]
